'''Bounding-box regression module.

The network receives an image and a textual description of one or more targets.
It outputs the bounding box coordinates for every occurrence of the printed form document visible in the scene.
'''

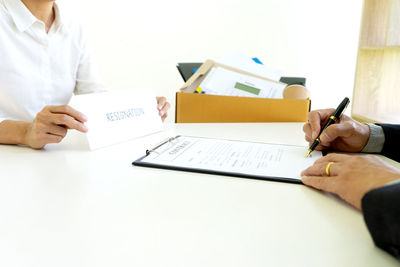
[134,136,322,183]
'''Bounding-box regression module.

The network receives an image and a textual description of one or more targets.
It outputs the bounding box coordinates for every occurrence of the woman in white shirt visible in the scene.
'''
[0,0,170,149]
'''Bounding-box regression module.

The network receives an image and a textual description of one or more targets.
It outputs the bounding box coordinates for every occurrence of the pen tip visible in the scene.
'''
[305,150,311,158]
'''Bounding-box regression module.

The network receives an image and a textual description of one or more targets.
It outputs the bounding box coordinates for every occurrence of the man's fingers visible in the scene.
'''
[303,123,312,140]
[47,105,87,123]
[301,162,340,177]
[52,114,88,133]
[314,153,350,164]
[301,163,327,177]
[307,112,322,139]
[307,141,327,151]
[304,119,330,150]
[320,122,355,145]
[301,175,337,193]
[307,109,334,139]
[305,127,329,151]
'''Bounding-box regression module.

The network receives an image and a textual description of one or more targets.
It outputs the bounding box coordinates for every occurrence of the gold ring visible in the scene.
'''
[325,162,334,176]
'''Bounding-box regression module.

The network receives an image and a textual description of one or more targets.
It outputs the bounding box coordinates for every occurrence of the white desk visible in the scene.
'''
[0,123,398,267]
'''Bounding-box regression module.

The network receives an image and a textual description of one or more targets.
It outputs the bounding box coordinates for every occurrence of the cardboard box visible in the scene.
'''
[176,92,310,123]
[176,60,310,123]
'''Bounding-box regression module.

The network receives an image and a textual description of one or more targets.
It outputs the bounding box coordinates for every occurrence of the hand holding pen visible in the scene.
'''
[303,98,371,156]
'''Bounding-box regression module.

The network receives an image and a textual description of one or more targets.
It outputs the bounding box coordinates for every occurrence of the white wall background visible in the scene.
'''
[62,0,363,122]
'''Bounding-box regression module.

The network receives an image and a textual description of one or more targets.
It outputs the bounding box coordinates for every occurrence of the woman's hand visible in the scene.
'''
[24,105,88,149]
[301,153,400,209]
[156,96,171,122]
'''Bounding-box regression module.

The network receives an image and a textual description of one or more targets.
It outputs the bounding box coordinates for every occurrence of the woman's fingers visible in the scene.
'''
[156,96,171,121]
[48,105,87,123]
[51,114,88,132]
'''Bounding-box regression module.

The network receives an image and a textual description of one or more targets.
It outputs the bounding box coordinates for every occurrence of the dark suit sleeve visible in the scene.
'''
[362,182,400,259]
[377,124,400,162]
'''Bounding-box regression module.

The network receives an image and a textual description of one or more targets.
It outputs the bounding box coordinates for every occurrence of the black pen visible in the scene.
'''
[305,97,350,158]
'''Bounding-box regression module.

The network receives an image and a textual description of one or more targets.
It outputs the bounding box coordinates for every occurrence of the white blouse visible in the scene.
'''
[0,0,105,123]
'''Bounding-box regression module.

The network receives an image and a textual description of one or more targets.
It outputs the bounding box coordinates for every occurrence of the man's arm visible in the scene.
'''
[361,124,385,153]
[378,124,400,163]
[362,182,400,260]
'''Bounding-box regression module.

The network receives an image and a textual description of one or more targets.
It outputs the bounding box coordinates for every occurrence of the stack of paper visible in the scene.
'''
[198,67,286,99]
[195,51,285,99]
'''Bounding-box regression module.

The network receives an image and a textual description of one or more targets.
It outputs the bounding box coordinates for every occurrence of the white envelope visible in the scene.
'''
[72,89,163,150]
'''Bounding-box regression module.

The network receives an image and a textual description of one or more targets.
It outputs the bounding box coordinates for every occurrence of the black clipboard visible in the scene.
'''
[132,135,310,184]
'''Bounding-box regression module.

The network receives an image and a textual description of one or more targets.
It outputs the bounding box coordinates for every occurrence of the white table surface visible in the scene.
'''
[0,123,398,267]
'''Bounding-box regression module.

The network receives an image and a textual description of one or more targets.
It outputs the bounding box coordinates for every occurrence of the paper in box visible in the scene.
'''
[176,60,310,123]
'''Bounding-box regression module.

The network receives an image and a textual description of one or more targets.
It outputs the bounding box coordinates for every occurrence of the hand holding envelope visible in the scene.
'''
[72,89,167,150]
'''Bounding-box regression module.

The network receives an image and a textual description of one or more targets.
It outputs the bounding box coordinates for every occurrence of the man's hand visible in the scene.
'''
[156,96,171,122]
[303,109,370,152]
[301,153,400,209]
[24,105,88,149]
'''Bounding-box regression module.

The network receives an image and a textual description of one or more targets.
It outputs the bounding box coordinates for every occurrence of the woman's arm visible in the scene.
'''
[0,120,30,145]
[0,105,88,149]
